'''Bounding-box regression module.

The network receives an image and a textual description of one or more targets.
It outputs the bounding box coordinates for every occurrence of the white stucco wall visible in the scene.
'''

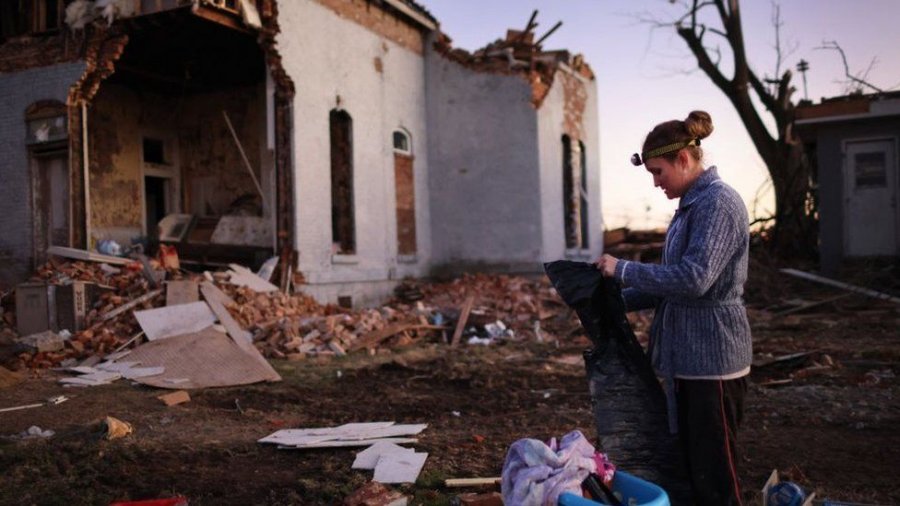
[537,67,602,262]
[276,0,431,305]
[424,44,544,274]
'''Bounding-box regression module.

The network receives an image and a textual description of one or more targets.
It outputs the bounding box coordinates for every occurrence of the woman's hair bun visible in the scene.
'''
[684,110,713,140]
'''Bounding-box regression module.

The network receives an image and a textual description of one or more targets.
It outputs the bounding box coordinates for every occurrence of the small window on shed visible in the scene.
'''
[393,130,410,154]
[854,151,887,188]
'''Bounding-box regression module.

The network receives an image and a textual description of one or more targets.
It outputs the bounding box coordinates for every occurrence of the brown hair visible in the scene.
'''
[642,110,714,162]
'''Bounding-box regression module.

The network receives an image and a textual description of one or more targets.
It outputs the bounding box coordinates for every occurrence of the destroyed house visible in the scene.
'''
[0,0,600,306]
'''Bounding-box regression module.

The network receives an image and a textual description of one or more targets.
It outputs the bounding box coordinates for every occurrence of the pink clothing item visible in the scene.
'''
[502,430,613,506]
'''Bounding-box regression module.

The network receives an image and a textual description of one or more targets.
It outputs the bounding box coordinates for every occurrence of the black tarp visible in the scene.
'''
[544,260,693,505]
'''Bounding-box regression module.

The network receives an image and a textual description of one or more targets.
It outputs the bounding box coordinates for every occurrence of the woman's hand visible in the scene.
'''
[594,254,619,277]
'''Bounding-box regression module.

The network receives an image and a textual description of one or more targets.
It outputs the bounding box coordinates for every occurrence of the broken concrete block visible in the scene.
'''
[17,330,65,353]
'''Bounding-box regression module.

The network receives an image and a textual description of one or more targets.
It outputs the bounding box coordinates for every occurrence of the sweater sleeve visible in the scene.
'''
[621,287,659,312]
[614,191,744,299]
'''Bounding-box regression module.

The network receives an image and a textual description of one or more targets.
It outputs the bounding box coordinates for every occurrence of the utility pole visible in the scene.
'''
[797,59,810,101]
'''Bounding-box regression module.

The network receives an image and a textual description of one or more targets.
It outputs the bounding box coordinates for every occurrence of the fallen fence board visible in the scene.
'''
[123,327,281,389]
[134,301,217,341]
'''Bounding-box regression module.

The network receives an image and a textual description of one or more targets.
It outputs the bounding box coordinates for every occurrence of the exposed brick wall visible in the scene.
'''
[312,0,424,55]
[394,153,416,255]
[560,70,588,142]
[0,33,78,73]
[0,62,87,288]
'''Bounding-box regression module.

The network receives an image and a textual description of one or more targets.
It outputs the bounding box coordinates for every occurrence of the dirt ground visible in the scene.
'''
[1,262,898,505]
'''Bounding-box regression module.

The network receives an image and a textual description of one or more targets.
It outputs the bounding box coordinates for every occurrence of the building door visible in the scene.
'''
[30,151,69,265]
[843,139,898,256]
[144,175,170,240]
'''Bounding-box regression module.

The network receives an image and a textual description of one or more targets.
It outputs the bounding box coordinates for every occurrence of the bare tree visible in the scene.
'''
[651,0,816,257]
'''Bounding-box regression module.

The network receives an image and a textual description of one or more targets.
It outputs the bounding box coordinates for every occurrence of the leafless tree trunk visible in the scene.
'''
[672,0,816,257]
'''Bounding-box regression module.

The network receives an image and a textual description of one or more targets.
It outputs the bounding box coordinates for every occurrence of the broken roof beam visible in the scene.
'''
[190,2,253,33]
[534,20,563,47]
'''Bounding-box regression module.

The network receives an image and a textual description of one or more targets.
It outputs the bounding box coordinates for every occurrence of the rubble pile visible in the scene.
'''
[432,11,594,107]
[602,228,666,264]
[2,256,586,371]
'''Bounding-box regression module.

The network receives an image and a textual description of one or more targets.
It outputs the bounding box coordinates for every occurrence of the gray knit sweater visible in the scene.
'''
[613,167,752,381]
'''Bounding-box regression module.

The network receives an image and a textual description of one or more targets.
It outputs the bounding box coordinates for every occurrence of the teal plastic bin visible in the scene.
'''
[557,471,670,506]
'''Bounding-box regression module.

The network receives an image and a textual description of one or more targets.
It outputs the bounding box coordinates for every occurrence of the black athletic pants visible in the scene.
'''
[675,376,748,506]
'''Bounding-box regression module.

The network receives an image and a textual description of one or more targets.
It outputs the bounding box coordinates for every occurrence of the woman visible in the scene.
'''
[596,110,751,506]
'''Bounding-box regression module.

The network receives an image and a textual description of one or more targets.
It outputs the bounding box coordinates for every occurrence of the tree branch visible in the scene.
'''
[817,40,885,94]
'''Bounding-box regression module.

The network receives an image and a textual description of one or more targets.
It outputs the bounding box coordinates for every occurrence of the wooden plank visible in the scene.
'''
[445,477,502,488]
[98,289,163,322]
[166,280,199,306]
[200,282,252,345]
[349,323,443,352]
[47,246,134,266]
[451,295,475,348]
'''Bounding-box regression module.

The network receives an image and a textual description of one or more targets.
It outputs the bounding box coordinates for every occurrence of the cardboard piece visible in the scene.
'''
[123,327,280,389]
[166,280,199,306]
[157,390,191,406]
[353,442,415,470]
[373,451,428,484]
[134,301,217,341]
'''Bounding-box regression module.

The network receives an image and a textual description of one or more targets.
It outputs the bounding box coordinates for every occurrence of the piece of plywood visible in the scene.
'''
[166,280,199,306]
[353,442,415,470]
[373,452,428,484]
[123,327,280,389]
[134,301,217,341]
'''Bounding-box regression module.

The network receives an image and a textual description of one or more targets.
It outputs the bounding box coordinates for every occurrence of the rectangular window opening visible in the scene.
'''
[330,110,356,255]
[143,137,167,165]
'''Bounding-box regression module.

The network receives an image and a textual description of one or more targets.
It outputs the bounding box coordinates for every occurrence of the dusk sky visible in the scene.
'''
[424,0,900,229]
